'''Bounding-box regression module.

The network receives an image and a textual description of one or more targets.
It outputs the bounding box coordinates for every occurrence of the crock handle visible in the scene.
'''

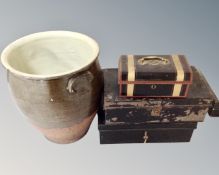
[66,71,94,94]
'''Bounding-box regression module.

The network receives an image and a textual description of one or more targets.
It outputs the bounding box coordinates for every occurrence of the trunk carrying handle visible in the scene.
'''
[138,56,169,65]
[209,100,219,117]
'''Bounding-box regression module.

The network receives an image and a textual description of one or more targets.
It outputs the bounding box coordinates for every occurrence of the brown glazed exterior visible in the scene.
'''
[7,59,103,144]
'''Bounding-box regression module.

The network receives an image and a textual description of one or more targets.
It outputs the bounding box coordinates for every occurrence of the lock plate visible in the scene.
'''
[151,105,162,117]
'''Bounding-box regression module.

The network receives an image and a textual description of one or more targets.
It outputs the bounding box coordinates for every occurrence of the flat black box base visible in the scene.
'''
[98,116,197,144]
[99,128,195,144]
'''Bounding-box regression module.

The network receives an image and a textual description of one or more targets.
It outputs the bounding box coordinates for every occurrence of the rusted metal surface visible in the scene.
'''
[104,106,209,124]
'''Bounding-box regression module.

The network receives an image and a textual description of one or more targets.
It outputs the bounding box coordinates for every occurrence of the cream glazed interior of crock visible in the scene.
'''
[1,31,99,78]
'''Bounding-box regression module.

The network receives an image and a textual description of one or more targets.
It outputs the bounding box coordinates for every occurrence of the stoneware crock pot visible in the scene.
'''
[1,31,103,144]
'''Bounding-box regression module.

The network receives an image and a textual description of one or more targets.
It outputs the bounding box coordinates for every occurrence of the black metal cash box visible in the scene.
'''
[118,55,193,98]
[98,115,197,144]
[98,67,219,144]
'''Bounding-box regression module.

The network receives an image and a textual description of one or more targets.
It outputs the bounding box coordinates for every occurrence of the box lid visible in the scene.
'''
[119,55,192,84]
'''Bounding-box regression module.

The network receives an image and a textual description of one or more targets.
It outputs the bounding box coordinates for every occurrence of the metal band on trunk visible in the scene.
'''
[172,54,185,96]
[127,55,135,96]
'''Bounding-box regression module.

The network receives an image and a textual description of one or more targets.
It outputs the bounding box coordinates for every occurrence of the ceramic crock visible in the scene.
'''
[1,31,103,144]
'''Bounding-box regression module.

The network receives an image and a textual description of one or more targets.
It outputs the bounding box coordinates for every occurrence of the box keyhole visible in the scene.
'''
[151,84,157,89]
